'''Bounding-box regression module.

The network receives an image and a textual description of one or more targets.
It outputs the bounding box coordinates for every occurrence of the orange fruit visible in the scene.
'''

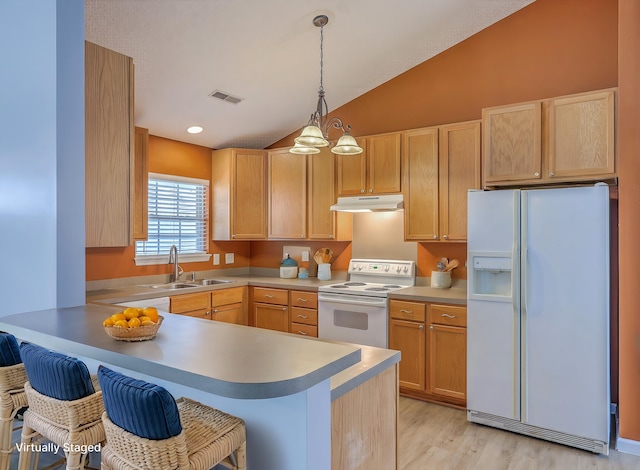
[103,317,115,327]
[114,320,129,328]
[111,312,126,323]
[128,317,141,328]
[139,316,151,323]
[143,307,159,323]
[136,307,144,315]
[140,320,155,326]
[123,307,140,320]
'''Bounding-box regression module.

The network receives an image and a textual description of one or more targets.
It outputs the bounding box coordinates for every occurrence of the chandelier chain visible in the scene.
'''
[319,24,324,93]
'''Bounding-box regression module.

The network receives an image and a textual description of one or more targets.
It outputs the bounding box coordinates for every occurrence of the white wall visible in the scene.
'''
[0,0,85,314]
[352,211,417,261]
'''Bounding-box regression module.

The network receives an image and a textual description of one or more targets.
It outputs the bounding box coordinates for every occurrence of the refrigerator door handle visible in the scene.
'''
[520,191,528,424]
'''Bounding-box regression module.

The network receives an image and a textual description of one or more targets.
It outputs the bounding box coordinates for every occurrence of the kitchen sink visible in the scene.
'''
[196,279,234,286]
[137,282,201,290]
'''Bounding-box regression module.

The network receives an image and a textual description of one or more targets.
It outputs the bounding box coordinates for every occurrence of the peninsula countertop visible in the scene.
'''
[0,304,364,400]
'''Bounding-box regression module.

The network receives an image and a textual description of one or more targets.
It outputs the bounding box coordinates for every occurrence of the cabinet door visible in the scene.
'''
[439,121,481,241]
[212,303,243,325]
[389,319,425,391]
[232,150,267,239]
[176,308,211,320]
[336,138,367,196]
[170,292,210,314]
[428,323,466,401]
[403,127,439,241]
[483,102,542,185]
[548,89,615,180]
[268,149,307,239]
[308,147,337,239]
[368,133,402,194]
[133,127,148,240]
[255,303,289,332]
[85,41,134,247]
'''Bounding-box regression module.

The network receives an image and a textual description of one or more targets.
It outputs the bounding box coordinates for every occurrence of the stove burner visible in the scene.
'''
[383,285,402,289]
[365,287,390,292]
[330,285,350,289]
[343,282,366,286]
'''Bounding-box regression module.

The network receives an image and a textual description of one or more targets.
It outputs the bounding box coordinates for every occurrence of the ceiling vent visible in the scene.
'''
[209,90,243,104]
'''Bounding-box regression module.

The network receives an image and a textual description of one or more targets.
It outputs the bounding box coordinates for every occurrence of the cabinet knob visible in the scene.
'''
[213,309,218,313]
[301,235,305,238]
[360,189,365,194]
[369,188,373,193]
[534,172,540,177]
[433,235,437,239]
[429,325,433,330]
[419,325,424,330]
[232,234,236,238]
[443,235,449,240]
[282,307,287,311]
[206,311,211,317]
[549,172,555,177]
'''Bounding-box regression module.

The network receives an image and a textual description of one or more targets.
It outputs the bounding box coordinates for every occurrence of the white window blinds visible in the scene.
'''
[135,174,209,259]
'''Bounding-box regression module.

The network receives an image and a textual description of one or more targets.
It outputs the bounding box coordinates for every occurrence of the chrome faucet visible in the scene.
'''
[168,245,183,282]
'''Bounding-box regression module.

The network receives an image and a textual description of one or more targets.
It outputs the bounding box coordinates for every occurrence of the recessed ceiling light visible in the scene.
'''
[187,126,203,134]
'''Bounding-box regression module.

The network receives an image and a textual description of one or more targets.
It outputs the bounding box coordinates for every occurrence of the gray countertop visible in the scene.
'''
[389,285,467,305]
[0,304,366,400]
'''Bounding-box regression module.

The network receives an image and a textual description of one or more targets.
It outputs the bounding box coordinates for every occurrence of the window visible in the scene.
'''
[134,173,211,266]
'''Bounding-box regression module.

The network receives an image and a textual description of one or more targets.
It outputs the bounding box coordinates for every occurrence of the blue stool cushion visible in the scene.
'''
[19,342,94,401]
[98,366,182,440]
[0,333,21,366]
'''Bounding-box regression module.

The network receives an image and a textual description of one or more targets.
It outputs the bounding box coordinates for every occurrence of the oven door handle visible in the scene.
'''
[318,293,387,307]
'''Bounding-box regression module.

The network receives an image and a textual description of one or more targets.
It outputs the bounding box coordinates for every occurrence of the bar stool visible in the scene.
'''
[98,365,247,470]
[18,342,105,470]
[0,333,28,470]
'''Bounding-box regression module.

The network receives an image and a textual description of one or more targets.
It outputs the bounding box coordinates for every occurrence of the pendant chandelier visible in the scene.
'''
[290,15,363,156]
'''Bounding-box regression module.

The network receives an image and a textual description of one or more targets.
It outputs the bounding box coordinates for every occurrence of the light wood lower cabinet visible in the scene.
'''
[252,287,289,332]
[389,299,466,407]
[211,286,247,325]
[170,292,211,320]
[289,290,318,338]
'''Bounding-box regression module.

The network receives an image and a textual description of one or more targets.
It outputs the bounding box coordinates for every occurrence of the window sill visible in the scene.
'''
[134,253,212,266]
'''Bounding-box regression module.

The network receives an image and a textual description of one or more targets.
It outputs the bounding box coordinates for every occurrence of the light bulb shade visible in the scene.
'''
[332,134,363,155]
[294,125,329,147]
[289,142,320,155]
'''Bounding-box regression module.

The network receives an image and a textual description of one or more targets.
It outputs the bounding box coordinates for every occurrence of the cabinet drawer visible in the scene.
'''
[212,286,245,307]
[390,300,426,322]
[290,323,318,338]
[290,291,318,309]
[170,293,210,314]
[291,307,318,326]
[253,287,288,305]
[173,308,210,320]
[428,304,467,327]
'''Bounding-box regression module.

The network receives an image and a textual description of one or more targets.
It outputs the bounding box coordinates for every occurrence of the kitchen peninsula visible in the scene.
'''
[0,304,400,470]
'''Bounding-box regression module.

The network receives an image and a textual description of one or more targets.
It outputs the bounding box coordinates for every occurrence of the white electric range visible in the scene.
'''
[317,259,416,348]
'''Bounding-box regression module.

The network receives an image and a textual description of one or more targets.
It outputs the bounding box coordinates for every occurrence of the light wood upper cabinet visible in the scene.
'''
[133,127,148,241]
[85,41,134,247]
[403,121,480,241]
[483,88,617,187]
[483,102,542,185]
[268,149,307,239]
[439,121,481,241]
[548,89,615,180]
[337,133,401,196]
[211,148,267,240]
[307,147,352,240]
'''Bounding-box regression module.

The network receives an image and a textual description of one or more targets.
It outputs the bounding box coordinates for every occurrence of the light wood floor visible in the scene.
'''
[399,397,640,470]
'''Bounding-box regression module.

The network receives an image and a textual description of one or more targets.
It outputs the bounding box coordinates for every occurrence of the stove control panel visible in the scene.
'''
[348,259,415,278]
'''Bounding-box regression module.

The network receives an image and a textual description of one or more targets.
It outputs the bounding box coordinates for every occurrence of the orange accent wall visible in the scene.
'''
[418,243,467,280]
[617,0,640,442]
[250,241,351,272]
[86,136,250,281]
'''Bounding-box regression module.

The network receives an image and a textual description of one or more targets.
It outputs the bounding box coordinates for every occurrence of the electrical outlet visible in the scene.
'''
[302,251,310,262]
[213,254,220,265]
[225,253,234,264]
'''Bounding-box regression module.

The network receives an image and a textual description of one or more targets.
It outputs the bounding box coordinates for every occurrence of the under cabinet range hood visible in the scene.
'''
[330,194,404,212]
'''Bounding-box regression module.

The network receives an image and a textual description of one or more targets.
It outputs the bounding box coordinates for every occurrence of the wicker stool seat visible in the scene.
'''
[0,333,28,470]
[98,367,246,470]
[18,343,105,470]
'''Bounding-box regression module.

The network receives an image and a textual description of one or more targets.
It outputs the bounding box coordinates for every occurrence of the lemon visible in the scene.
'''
[143,306,159,323]
[136,307,144,315]
[123,307,140,320]
[111,312,126,323]
[128,317,141,328]
[139,316,151,323]
[114,319,129,328]
[103,317,115,327]
[140,320,156,326]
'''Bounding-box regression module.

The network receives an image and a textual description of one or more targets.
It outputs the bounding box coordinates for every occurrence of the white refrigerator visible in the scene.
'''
[466,184,610,455]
